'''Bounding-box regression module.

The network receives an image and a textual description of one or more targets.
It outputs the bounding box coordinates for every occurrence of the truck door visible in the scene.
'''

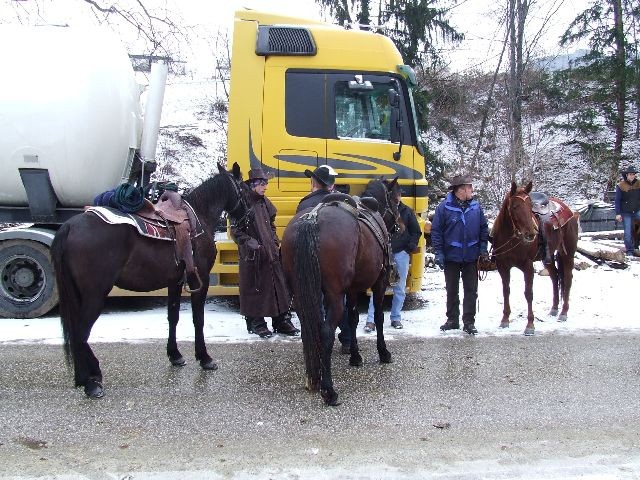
[325,73,420,193]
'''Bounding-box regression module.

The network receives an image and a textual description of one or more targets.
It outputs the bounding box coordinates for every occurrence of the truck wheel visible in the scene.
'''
[0,240,58,318]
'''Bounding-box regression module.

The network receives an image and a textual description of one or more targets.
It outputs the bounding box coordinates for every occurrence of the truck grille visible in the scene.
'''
[256,26,317,56]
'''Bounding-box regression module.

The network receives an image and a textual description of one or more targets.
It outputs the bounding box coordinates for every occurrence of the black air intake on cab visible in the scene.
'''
[256,26,317,56]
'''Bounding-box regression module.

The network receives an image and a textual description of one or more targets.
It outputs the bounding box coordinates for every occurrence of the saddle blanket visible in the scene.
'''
[86,206,175,241]
[544,199,575,230]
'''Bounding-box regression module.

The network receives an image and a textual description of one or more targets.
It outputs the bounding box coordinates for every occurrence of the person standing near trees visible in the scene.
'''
[614,165,640,257]
[431,175,489,335]
[231,168,299,338]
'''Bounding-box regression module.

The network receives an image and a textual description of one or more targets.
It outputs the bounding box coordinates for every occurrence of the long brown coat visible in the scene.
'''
[230,190,290,317]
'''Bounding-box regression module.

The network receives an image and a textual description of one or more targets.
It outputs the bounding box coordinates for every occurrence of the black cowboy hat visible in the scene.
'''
[245,168,273,184]
[448,174,473,190]
[304,165,338,186]
[621,165,638,175]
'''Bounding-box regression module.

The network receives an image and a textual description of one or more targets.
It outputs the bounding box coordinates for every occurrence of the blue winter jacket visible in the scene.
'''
[431,192,489,263]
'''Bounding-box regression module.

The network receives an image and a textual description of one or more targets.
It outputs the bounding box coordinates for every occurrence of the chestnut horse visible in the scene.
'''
[51,163,250,398]
[491,182,579,335]
[280,179,402,406]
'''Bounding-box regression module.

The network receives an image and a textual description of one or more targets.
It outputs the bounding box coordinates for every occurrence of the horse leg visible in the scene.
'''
[546,259,560,317]
[191,287,217,370]
[523,263,535,336]
[166,284,186,366]
[558,253,574,321]
[498,266,511,328]
[345,290,362,367]
[320,293,343,406]
[372,276,391,363]
[74,299,107,398]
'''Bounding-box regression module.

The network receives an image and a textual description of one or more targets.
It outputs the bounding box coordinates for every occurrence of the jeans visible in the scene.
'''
[367,250,411,323]
[621,211,640,253]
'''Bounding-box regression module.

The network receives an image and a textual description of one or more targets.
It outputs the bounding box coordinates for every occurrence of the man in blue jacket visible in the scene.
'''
[431,175,489,335]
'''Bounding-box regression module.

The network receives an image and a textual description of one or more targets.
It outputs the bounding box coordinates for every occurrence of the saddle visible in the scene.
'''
[531,192,576,265]
[87,191,204,291]
[312,192,394,283]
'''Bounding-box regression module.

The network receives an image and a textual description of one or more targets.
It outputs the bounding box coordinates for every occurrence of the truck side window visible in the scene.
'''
[285,72,326,138]
[335,82,392,141]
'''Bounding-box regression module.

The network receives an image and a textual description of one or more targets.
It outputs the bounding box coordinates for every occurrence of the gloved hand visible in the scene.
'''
[434,252,444,270]
[480,242,488,256]
[246,238,260,250]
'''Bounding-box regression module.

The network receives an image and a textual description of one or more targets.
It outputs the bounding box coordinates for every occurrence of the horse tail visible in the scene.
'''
[557,241,565,301]
[293,216,323,390]
[50,223,80,368]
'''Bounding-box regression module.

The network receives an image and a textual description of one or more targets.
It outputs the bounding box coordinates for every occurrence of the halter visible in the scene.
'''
[225,172,253,229]
[380,185,401,234]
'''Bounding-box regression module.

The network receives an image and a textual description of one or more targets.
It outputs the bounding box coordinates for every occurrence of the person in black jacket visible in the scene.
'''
[363,184,422,331]
[614,165,640,256]
[296,165,338,213]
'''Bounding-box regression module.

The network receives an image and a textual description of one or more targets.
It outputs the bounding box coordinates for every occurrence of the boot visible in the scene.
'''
[440,320,460,331]
[272,313,300,336]
[463,323,478,335]
[247,316,272,338]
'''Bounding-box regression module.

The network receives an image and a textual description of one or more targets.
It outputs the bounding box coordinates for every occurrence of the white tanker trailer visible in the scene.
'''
[0,25,167,318]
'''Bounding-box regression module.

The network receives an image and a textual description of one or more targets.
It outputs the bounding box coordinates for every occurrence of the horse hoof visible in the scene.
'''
[322,390,340,406]
[84,380,104,399]
[549,308,559,316]
[200,359,218,370]
[500,322,510,329]
[379,351,392,364]
[558,314,567,322]
[349,354,363,367]
[524,328,535,336]
[170,356,186,367]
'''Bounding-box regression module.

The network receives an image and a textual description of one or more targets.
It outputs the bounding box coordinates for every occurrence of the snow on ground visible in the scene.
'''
[2,251,639,345]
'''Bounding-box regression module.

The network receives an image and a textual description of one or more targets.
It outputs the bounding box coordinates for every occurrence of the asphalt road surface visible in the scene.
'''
[1,333,640,479]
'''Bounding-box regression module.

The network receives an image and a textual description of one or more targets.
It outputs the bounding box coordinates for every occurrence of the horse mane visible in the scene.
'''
[184,172,233,208]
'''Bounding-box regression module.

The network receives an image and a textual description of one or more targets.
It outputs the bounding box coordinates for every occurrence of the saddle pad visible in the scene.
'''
[548,199,574,230]
[86,206,174,241]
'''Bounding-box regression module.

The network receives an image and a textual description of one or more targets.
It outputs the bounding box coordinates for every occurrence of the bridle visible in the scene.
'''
[381,185,401,235]
[225,172,253,230]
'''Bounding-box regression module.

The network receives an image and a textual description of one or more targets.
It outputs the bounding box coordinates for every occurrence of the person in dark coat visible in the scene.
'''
[295,164,339,213]
[364,183,422,331]
[431,174,489,335]
[231,168,299,338]
[614,165,640,256]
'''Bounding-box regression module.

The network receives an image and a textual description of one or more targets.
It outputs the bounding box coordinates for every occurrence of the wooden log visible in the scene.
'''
[579,230,623,240]
[574,252,597,270]
[576,239,626,263]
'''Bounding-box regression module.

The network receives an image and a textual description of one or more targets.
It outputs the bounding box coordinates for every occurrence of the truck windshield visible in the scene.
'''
[335,82,392,141]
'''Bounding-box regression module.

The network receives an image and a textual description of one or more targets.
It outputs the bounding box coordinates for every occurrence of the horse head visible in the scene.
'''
[378,177,405,235]
[506,181,538,243]
[217,162,252,224]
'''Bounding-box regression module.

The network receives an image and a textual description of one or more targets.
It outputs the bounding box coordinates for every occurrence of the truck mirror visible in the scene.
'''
[389,88,402,145]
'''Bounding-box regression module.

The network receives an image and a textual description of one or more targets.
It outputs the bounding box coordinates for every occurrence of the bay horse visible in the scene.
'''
[491,181,579,335]
[51,162,250,398]
[280,178,402,406]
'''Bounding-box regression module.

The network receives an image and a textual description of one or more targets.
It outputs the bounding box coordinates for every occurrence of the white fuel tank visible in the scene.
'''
[0,25,142,207]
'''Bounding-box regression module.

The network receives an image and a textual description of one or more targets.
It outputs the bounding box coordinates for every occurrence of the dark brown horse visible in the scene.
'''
[491,182,579,335]
[51,163,250,398]
[280,179,402,406]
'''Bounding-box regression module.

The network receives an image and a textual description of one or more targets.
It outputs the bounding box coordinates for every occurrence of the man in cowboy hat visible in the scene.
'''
[296,165,339,213]
[431,174,489,335]
[231,167,299,338]
[615,165,640,256]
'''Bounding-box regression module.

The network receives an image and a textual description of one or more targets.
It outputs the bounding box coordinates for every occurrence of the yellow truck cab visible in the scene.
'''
[210,10,428,295]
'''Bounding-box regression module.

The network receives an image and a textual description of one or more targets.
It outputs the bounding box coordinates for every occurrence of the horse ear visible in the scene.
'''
[510,182,517,196]
[232,162,242,181]
[217,161,227,174]
[525,181,533,194]
[388,177,399,191]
